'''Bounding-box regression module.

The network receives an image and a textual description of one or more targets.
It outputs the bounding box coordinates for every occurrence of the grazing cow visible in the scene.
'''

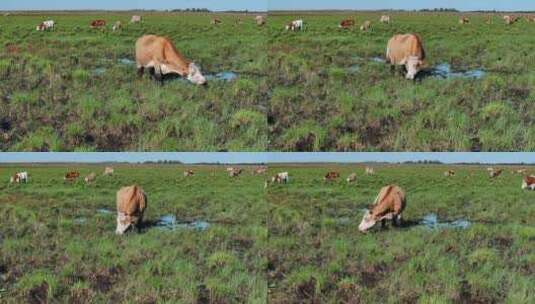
[253,166,268,175]
[444,170,455,177]
[504,15,519,25]
[256,15,266,26]
[386,33,426,80]
[36,20,54,31]
[360,20,371,31]
[525,16,535,23]
[130,15,142,23]
[516,169,527,174]
[116,185,147,235]
[135,35,206,85]
[339,19,355,29]
[380,15,391,24]
[183,170,194,177]
[324,171,340,181]
[211,18,222,25]
[90,20,106,29]
[85,172,97,183]
[64,171,80,182]
[489,169,503,178]
[365,167,375,175]
[346,173,357,183]
[103,167,114,176]
[271,172,289,184]
[459,17,470,24]
[229,168,243,177]
[112,21,122,31]
[522,175,535,190]
[10,172,28,183]
[285,19,304,31]
[359,185,406,232]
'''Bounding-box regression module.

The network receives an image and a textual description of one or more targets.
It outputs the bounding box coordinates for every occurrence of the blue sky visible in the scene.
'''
[1,153,535,164]
[269,0,535,11]
[0,0,267,11]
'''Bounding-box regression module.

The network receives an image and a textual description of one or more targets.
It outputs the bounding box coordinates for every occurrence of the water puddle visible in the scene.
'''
[93,68,106,76]
[73,218,87,224]
[97,208,113,215]
[430,63,485,79]
[420,213,471,230]
[155,214,210,231]
[348,65,360,73]
[371,57,386,63]
[118,58,135,65]
[205,71,239,82]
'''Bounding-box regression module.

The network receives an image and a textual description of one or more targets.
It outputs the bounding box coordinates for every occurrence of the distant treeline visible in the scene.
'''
[169,8,211,12]
[419,8,459,12]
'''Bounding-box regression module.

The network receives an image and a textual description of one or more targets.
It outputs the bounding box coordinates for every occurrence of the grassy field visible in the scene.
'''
[0,12,268,151]
[267,12,535,151]
[267,164,535,303]
[0,164,267,303]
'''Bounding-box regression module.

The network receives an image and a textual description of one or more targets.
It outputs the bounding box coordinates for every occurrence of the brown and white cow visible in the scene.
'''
[10,172,28,183]
[286,20,304,31]
[116,185,147,234]
[324,171,340,181]
[522,175,535,190]
[360,20,371,31]
[271,172,289,184]
[183,170,194,177]
[64,171,80,182]
[380,15,391,24]
[444,170,455,177]
[36,20,54,31]
[103,167,114,176]
[346,173,357,183]
[130,15,142,23]
[229,168,243,177]
[503,15,519,25]
[112,21,122,31]
[489,169,503,178]
[365,167,375,175]
[359,185,406,232]
[459,17,470,24]
[253,166,268,175]
[211,18,222,25]
[256,15,266,26]
[85,172,97,183]
[339,19,355,29]
[90,20,106,29]
[135,35,206,85]
[386,33,426,80]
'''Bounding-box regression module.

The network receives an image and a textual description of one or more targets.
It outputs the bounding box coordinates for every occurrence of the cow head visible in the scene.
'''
[187,63,207,85]
[358,210,377,232]
[404,56,423,80]
[116,213,134,235]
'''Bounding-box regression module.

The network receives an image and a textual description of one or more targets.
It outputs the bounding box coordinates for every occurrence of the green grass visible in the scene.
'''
[267,164,535,303]
[0,164,267,303]
[0,12,268,151]
[267,12,535,151]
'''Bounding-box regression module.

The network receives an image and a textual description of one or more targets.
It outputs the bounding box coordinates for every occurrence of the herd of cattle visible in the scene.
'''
[6,165,535,234]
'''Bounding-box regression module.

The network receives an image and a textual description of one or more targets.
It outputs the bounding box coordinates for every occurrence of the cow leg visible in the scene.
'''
[390,65,395,74]
[137,66,145,78]
[381,219,387,229]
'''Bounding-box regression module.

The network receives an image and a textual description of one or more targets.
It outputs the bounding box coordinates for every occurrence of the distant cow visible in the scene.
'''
[324,171,340,181]
[486,16,493,24]
[504,15,519,25]
[85,172,97,183]
[36,20,54,31]
[360,20,371,31]
[211,18,222,25]
[229,168,243,177]
[339,19,355,29]
[359,185,406,232]
[130,15,142,23]
[365,167,375,175]
[112,21,122,31]
[459,17,470,24]
[10,172,28,183]
[489,169,503,178]
[255,15,266,26]
[183,170,194,177]
[286,19,304,31]
[90,20,106,28]
[525,16,535,23]
[64,171,80,182]
[386,33,426,80]
[253,166,268,175]
[272,172,289,184]
[346,173,357,183]
[103,167,114,176]
[516,169,527,174]
[380,15,391,24]
[444,170,455,177]
[135,35,206,85]
[116,185,147,235]
[522,175,535,190]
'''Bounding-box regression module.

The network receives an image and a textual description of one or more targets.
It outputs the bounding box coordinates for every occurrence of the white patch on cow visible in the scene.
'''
[116,212,131,235]
[405,55,422,80]
[358,210,376,232]
[187,63,206,85]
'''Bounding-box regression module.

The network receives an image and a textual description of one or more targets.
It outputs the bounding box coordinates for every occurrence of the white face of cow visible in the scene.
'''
[405,56,423,80]
[187,63,206,85]
[115,213,132,235]
[358,210,377,232]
